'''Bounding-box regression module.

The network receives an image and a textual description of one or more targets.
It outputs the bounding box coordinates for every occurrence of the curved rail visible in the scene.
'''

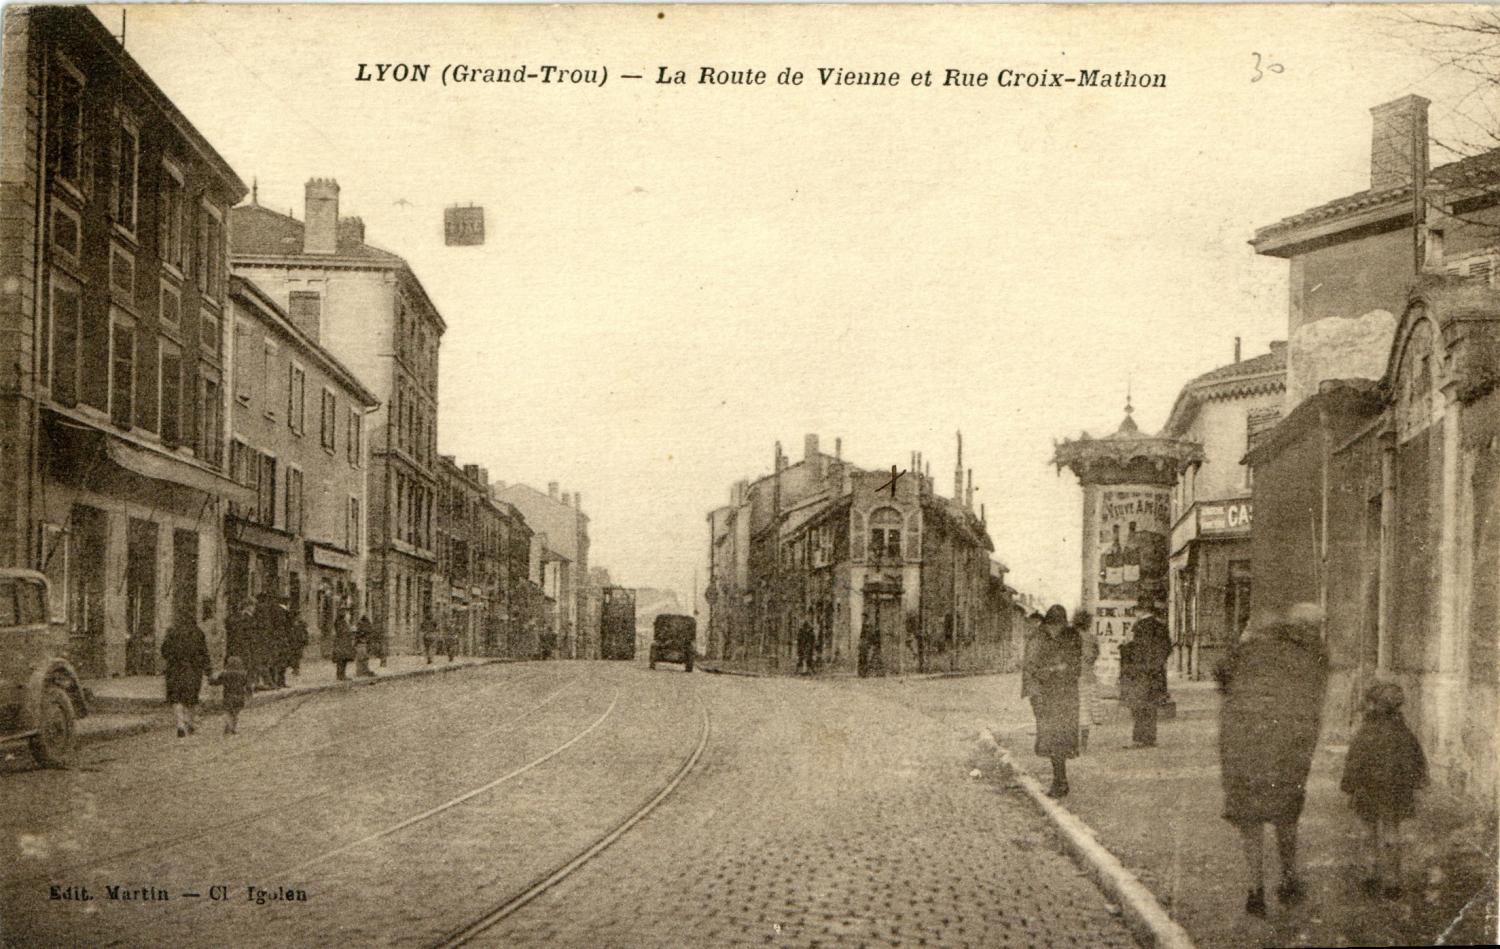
[4,675,583,886]
[430,690,711,948]
[279,689,623,876]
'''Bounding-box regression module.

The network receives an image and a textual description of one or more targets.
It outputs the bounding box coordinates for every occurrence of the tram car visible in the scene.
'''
[600,586,637,661]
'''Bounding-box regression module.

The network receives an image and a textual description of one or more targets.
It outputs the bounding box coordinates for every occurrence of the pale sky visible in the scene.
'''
[95,3,1484,608]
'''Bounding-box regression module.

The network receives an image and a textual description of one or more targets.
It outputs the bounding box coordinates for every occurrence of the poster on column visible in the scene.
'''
[1092,486,1171,678]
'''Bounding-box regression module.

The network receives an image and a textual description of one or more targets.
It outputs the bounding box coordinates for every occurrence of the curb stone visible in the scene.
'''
[978,728,1197,949]
[78,658,508,746]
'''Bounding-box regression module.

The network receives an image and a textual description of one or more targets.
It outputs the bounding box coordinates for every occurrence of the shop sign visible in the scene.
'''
[1199,499,1253,534]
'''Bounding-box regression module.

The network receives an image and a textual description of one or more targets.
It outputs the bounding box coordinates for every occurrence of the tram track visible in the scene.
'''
[88,665,552,796]
[429,688,711,948]
[1,673,585,888]
[277,688,625,876]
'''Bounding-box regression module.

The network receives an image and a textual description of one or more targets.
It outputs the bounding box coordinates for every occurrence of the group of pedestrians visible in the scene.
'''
[1022,596,1431,918]
[156,592,395,739]
[225,593,310,691]
[332,608,382,680]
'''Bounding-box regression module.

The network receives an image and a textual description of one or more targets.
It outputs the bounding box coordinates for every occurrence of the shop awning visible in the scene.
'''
[107,437,255,506]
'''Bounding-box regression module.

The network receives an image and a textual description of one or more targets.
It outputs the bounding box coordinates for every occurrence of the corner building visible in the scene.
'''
[706,434,1018,676]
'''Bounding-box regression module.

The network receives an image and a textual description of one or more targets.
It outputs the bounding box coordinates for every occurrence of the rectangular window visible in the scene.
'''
[200,309,221,358]
[112,110,139,233]
[232,320,253,404]
[320,389,337,453]
[197,370,223,466]
[261,340,279,416]
[45,271,82,400]
[159,341,182,447]
[50,199,81,262]
[109,317,135,428]
[110,244,135,300]
[157,162,185,269]
[288,363,306,433]
[48,55,86,190]
[257,452,277,526]
[137,335,159,434]
[348,496,361,553]
[195,203,223,297]
[347,407,362,466]
[159,280,181,327]
[286,467,304,535]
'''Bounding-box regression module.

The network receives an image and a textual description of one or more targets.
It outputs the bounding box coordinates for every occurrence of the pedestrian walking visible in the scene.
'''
[373,615,388,668]
[160,606,211,738]
[355,612,376,676]
[1025,604,1081,798]
[445,625,457,663]
[1073,609,1100,749]
[421,612,439,664]
[209,655,250,735]
[1118,632,1156,748]
[287,609,309,677]
[271,597,293,688]
[250,593,282,690]
[1341,681,1428,899]
[796,619,814,675]
[1216,601,1328,917]
[331,609,356,681]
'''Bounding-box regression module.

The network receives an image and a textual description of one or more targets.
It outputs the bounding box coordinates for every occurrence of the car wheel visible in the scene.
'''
[30,685,76,769]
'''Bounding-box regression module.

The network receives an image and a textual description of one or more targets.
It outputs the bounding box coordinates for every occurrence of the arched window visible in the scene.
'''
[869,507,903,560]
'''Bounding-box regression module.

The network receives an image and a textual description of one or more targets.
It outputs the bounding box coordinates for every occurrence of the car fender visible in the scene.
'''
[18,661,88,731]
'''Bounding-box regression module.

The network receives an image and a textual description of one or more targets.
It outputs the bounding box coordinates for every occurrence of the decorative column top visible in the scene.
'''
[1052,397,1203,487]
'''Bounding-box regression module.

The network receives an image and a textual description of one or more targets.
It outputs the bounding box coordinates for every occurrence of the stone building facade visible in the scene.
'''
[226,276,377,656]
[230,182,446,656]
[1248,94,1500,809]
[0,6,249,674]
[706,435,1019,676]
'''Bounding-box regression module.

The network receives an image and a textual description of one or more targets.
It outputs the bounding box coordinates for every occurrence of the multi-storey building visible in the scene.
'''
[231,180,445,655]
[226,276,377,654]
[436,457,508,657]
[706,434,1017,676]
[494,481,590,658]
[0,6,248,674]
[1248,95,1500,808]
[1160,340,1286,678]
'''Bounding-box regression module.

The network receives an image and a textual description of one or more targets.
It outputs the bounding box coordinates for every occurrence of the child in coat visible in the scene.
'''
[1341,681,1428,898]
[210,655,250,736]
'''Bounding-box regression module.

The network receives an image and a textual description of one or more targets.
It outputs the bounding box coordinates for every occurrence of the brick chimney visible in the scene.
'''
[304,178,340,255]
[1369,95,1430,192]
[804,433,819,460]
[548,481,559,500]
[338,216,365,247]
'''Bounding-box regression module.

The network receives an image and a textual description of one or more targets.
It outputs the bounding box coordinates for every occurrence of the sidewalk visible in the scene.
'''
[993,679,1497,948]
[78,655,501,743]
[867,672,1497,948]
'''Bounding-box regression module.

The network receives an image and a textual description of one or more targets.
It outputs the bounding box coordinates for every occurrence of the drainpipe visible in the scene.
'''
[27,32,50,569]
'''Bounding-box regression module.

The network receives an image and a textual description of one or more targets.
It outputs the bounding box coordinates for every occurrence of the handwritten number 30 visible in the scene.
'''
[1251,53,1285,83]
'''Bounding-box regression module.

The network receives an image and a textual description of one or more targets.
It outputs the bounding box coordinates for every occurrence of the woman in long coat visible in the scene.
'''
[160,609,211,738]
[1026,604,1081,798]
[1217,602,1328,916]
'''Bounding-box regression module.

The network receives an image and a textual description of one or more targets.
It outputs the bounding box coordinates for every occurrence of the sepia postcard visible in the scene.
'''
[0,3,1496,947]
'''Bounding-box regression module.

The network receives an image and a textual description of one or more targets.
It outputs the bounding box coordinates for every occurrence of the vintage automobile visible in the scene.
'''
[0,569,88,767]
[649,614,696,672]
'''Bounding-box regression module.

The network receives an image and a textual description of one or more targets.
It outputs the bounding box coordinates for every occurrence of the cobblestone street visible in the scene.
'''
[0,663,1134,948]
